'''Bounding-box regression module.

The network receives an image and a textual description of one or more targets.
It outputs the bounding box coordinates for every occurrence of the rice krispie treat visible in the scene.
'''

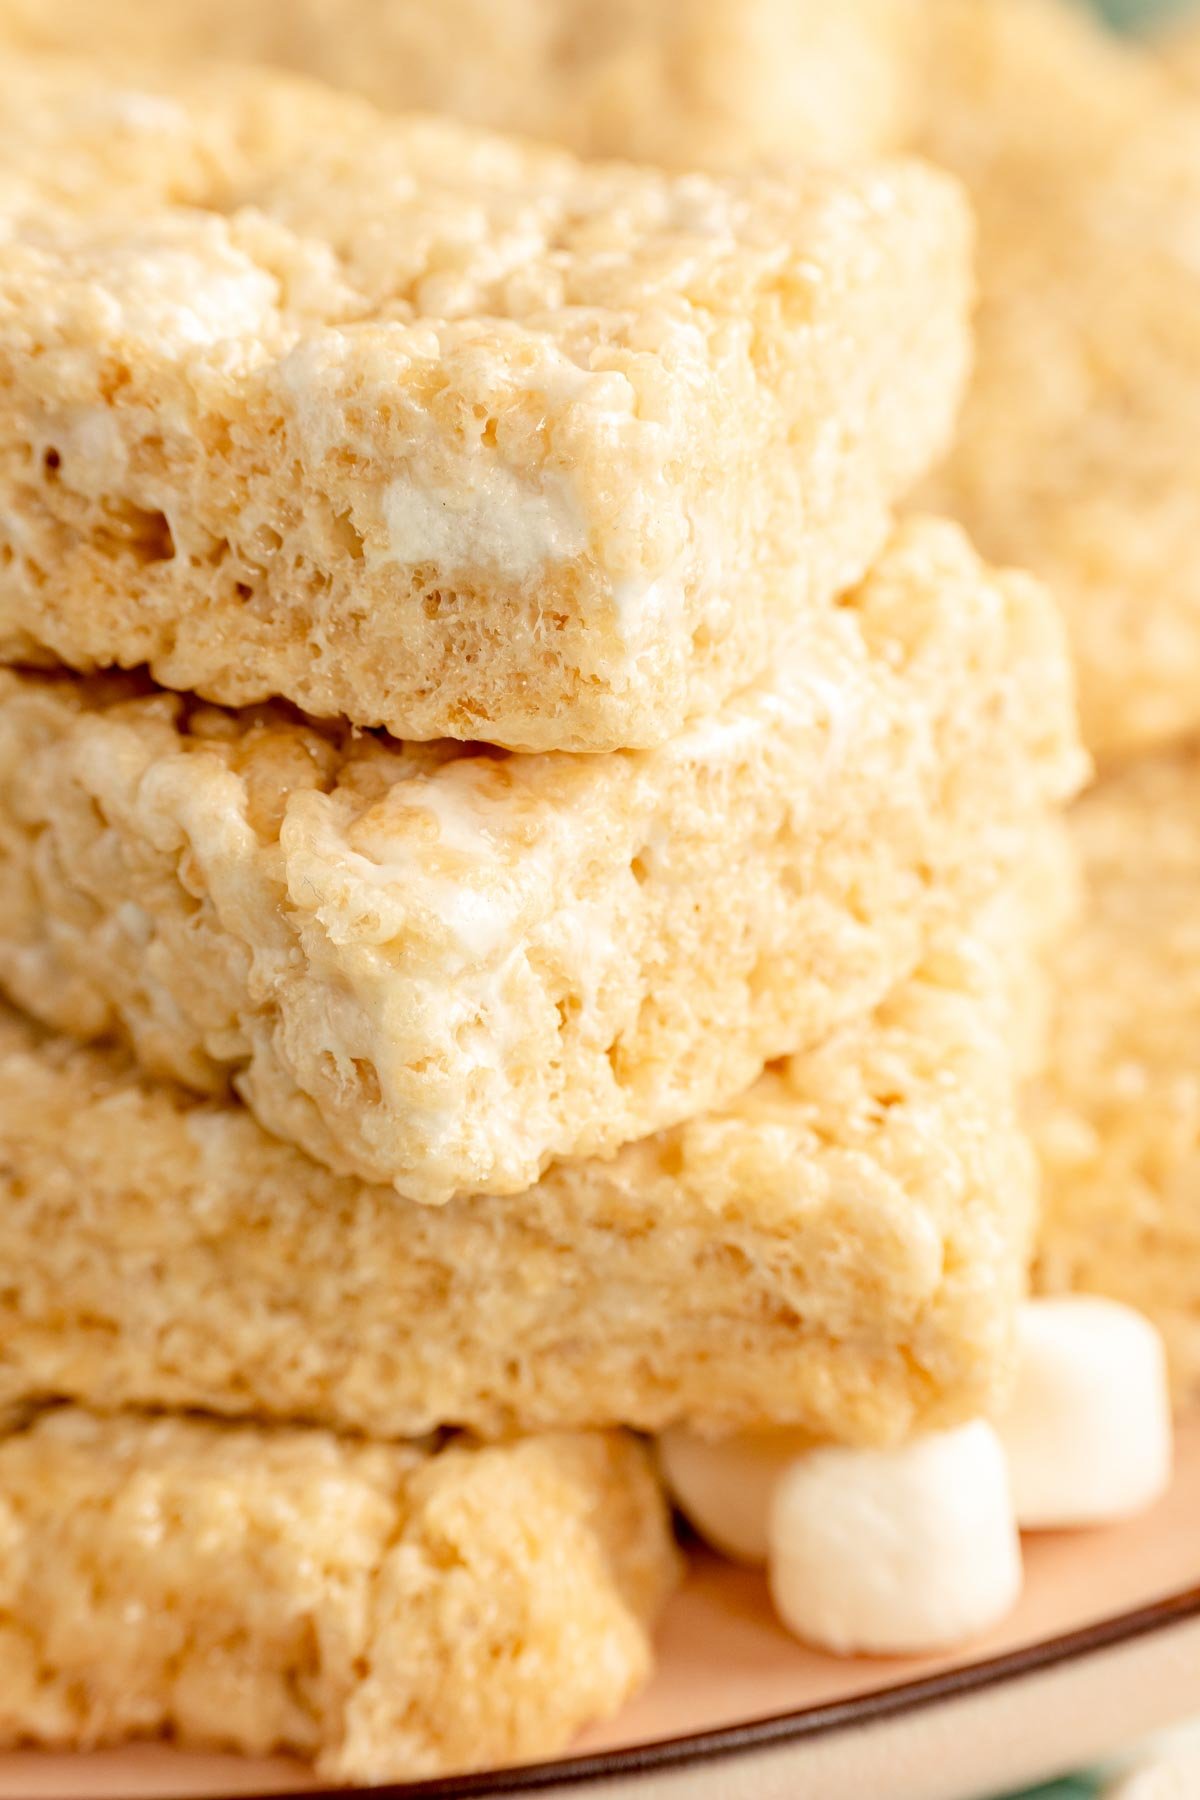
[919,0,1200,758]
[0,519,1083,1201]
[0,0,918,167]
[0,828,1072,1445]
[0,56,970,755]
[1033,750,1200,1401]
[0,1408,678,1783]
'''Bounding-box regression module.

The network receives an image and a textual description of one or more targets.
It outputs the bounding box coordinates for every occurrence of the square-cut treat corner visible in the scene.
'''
[0,1408,680,1783]
[0,51,971,750]
[0,825,1066,1447]
[1032,748,1200,1403]
[0,518,1084,1203]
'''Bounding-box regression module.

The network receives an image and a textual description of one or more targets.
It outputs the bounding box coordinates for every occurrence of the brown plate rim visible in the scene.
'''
[206,1579,1200,1800]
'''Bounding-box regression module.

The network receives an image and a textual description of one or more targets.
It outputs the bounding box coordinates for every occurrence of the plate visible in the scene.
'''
[5,1416,1200,1800]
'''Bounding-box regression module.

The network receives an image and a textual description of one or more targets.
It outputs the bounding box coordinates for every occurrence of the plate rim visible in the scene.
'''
[209,1578,1200,1800]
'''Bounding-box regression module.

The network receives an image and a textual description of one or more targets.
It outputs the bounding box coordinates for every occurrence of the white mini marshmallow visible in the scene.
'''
[997,1298,1173,1530]
[768,1420,1022,1656]
[658,1428,811,1565]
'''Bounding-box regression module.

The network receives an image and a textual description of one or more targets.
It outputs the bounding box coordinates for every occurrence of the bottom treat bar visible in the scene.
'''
[0,1409,678,1783]
[1033,749,1200,1399]
[0,843,1060,1447]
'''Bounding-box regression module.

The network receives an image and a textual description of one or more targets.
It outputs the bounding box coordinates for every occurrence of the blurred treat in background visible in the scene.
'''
[1161,3,1200,83]
[916,0,1200,760]
[0,0,918,167]
[1032,747,1200,1405]
[911,0,1200,1427]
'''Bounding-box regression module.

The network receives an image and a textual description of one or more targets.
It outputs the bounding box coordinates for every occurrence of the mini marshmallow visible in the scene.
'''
[768,1420,1022,1656]
[658,1428,811,1565]
[998,1298,1173,1530]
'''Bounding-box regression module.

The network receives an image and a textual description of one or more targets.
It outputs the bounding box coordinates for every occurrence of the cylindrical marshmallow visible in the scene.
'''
[658,1428,811,1565]
[997,1298,1173,1530]
[768,1420,1022,1656]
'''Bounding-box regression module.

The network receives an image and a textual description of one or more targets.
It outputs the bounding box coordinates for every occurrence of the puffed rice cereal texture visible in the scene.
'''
[0,832,1069,1443]
[0,53,970,752]
[0,519,1084,1201]
[0,1408,678,1783]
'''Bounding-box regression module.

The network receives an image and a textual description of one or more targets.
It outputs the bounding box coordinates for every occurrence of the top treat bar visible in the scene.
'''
[0,57,971,751]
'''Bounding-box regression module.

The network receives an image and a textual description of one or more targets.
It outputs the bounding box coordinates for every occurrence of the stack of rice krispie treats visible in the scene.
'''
[0,29,1089,1789]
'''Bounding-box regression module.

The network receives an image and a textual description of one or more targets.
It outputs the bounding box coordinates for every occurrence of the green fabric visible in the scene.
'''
[998,1780,1102,1799]
[1094,0,1192,28]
